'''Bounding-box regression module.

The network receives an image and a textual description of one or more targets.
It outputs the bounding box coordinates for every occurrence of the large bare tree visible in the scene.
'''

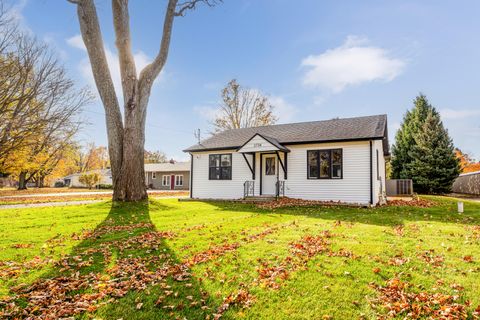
[213,79,278,133]
[67,0,217,201]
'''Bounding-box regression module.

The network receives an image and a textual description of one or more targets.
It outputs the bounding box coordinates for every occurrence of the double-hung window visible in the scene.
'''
[162,175,170,186]
[209,154,232,180]
[307,149,343,179]
[175,175,183,186]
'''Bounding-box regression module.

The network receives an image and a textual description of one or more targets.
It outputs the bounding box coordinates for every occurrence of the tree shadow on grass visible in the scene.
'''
[3,200,218,319]
[196,198,480,228]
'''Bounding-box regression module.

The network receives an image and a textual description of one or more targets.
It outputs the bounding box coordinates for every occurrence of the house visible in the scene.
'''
[452,170,480,195]
[63,169,112,188]
[184,114,389,206]
[144,161,190,190]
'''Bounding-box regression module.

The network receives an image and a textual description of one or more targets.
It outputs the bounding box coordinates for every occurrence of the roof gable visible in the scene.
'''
[237,133,290,153]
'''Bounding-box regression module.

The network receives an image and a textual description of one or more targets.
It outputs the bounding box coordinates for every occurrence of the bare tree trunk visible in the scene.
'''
[39,175,45,188]
[69,0,215,201]
[113,94,148,200]
[18,171,27,190]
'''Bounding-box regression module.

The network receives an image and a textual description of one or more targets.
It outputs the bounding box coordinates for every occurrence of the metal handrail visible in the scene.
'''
[276,180,285,198]
[244,180,255,198]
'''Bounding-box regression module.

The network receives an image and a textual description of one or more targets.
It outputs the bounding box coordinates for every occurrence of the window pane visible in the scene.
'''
[332,164,342,178]
[265,157,275,175]
[308,151,318,178]
[209,155,220,167]
[209,167,220,180]
[221,154,231,167]
[332,149,342,178]
[319,151,330,178]
[221,167,231,180]
[332,149,342,164]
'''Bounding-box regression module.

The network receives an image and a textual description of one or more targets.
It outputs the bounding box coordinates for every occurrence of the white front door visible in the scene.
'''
[262,154,277,195]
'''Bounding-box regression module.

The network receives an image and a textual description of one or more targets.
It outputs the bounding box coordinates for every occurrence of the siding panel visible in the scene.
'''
[284,141,370,204]
[191,150,252,199]
[191,141,375,204]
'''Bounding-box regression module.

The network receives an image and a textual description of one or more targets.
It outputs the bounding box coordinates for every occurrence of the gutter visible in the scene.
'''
[189,153,193,199]
[369,140,373,205]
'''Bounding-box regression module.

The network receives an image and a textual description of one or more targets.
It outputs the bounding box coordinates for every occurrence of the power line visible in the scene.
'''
[83,109,193,135]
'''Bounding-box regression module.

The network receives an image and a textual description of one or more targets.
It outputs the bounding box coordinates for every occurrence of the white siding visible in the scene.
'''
[191,150,253,199]
[237,135,278,153]
[373,139,387,205]
[284,141,371,205]
[190,140,379,205]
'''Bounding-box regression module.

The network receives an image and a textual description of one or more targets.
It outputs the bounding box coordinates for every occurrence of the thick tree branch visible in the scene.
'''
[70,0,124,189]
[138,0,177,90]
[112,0,137,106]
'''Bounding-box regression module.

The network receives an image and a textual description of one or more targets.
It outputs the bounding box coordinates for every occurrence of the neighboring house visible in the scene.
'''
[63,169,112,188]
[452,170,480,195]
[144,162,190,190]
[184,114,389,206]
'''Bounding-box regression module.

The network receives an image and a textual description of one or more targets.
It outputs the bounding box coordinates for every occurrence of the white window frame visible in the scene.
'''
[152,172,156,179]
[175,175,183,186]
[162,175,170,186]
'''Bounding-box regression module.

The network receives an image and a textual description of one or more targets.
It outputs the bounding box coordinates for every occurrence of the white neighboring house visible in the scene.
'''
[62,169,112,188]
[184,114,389,206]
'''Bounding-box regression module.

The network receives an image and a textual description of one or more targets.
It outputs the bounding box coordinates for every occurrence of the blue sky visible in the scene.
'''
[12,0,480,160]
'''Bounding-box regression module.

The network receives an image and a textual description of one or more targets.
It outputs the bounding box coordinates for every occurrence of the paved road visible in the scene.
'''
[0,195,188,210]
[0,190,183,199]
[0,200,102,209]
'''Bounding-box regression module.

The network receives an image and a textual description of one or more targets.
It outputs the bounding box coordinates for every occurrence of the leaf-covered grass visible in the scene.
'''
[0,196,479,319]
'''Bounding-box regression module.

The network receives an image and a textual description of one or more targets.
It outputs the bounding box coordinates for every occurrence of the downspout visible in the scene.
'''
[189,153,193,199]
[369,140,373,205]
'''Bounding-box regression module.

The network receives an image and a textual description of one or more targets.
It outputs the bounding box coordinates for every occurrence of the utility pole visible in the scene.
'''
[194,129,201,144]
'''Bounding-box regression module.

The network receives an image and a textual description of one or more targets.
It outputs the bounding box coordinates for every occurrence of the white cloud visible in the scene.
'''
[66,34,86,50]
[6,0,30,33]
[301,35,406,93]
[440,108,480,120]
[193,105,218,122]
[66,34,158,102]
[269,96,297,123]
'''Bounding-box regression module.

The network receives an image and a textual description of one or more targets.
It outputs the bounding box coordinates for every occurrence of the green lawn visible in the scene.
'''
[0,197,479,319]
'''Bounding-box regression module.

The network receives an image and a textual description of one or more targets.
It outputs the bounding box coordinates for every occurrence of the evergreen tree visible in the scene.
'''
[391,94,460,193]
[408,110,460,193]
[392,94,437,178]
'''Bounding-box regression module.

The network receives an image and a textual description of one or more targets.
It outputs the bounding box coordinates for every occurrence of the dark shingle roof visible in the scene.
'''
[185,114,388,153]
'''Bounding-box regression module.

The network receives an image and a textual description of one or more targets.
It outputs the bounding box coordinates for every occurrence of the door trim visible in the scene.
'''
[260,152,278,196]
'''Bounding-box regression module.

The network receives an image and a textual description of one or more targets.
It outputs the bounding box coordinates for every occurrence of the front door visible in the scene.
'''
[170,175,175,190]
[262,154,277,195]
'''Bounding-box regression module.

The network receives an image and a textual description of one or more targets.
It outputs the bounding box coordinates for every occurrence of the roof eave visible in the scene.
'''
[185,136,385,153]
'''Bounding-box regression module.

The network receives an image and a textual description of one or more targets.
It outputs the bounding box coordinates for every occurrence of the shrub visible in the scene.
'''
[97,184,112,189]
